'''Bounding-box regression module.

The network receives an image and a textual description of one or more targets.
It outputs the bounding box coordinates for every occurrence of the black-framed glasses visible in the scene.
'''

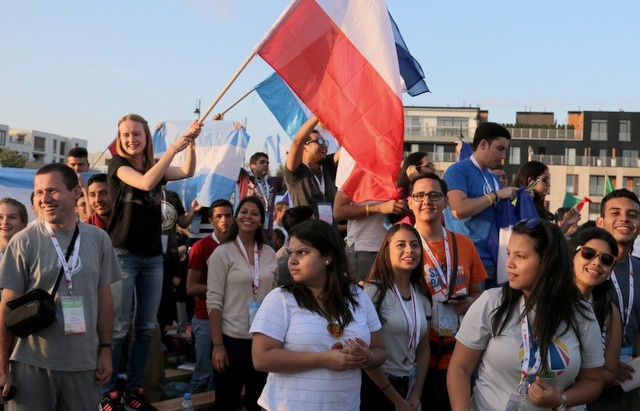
[305,137,329,147]
[416,162,436,172]
[409,191,444,202]
[575,245,616,267]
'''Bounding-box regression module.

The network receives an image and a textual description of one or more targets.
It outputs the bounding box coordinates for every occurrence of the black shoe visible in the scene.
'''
[100,390,126,411]
[121,388,157,411]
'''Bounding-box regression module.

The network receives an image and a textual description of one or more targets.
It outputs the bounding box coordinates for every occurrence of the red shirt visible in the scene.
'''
[188,235,220,319]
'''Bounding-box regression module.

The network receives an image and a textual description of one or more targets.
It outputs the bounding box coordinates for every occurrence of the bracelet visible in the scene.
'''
[214,343,224,347]
[99,343,112,350]
[554,393,567,411]
[380,382,392,392]
[365,204,370,217]
[484,193,494,205]
[492,191,499,202]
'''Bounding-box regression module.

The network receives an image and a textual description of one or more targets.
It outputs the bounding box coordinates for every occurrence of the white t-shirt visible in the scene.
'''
[455,288,604,411]
[249,286,382,411]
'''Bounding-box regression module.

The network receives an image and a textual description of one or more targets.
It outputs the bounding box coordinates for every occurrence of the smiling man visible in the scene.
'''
[593,188,640,409]
[443,122,518,288]
[285,115,339,226]
[407,172,486,411]
[0,163,121,410]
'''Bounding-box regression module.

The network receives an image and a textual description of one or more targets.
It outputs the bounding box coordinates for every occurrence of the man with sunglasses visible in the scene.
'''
[593,188,640,409]
[443,122,518,289]
[407,173,486,411]
[285,115,339,226]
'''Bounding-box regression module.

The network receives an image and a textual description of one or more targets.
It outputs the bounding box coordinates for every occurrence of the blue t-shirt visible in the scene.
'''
[443,158,500,266]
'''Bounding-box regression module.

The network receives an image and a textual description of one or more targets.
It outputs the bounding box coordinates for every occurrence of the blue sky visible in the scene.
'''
[1,0,638,157]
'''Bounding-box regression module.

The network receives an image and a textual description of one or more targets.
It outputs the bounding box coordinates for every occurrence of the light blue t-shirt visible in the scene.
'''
[443,158,500,266]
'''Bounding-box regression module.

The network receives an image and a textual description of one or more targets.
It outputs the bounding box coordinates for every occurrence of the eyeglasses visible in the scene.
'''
[538,177,550,185]
[575,245,616,267]
[305,137,329,147]
[416,163,436,172]
[409,191,444,202]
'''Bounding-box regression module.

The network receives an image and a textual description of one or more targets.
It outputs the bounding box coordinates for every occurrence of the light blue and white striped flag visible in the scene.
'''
[153,120,250,207]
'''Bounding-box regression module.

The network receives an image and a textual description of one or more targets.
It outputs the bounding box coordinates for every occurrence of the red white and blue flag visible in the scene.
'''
[255,0,405,203]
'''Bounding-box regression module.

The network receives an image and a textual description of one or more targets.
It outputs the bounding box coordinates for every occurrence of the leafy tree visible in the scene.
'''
[0,148,26,168]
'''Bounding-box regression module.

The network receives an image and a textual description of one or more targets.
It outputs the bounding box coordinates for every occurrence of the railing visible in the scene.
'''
[507,127,582,140]
[8,137,30,146]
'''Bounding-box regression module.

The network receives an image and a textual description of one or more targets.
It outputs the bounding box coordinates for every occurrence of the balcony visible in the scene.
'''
[507,128,583,141]
[405,126,473,143]
[8,137,30,146]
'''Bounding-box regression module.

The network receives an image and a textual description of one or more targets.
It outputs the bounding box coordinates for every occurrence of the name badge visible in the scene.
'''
[317,202,333,225]
[437,302,460,337]
[61,296,86,335]
[248,301,261,327]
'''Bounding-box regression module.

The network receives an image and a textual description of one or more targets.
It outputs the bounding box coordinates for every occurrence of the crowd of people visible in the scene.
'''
[0,114,638,411]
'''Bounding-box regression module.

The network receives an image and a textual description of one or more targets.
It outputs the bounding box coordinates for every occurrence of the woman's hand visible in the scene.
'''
[324,347,365,371]
[527,376,562,408]
[212,345,229,373]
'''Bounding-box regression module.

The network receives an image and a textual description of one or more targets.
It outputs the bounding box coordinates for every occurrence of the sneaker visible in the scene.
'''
[121,388,158,411]
[100,390,126,411]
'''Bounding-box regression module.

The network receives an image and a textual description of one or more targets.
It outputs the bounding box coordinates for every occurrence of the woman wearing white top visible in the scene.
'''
[250,219,385,411]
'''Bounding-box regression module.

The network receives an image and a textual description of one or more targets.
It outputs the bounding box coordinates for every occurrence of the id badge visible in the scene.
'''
[437,302,459,337]
[161,234,169,254]
[317,203,333,225]
[406,365,419,400]
[248,301,261,327]
[504,393,527,411]
[263,212,270,230]
[61,296,86,335]
[621,345,633,362]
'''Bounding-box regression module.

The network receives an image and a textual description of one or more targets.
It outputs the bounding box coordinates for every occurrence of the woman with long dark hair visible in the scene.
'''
[361,224,432,411]
[568,227,622,408]
[447,219,605,410]
[512,160,554,220]
[250,220,385,410]
[206,196,278,411]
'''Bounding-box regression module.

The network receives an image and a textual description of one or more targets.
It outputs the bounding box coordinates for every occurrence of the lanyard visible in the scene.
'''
[161,188,167,221]
[44,222,81,292]
[611,261,634,338]
[419,227,452,293]
[252,173,271,211]
[303,163,326,201]
[390,283,421,351]
[470,155,500,195]
[236,239,260,297]
[519,296,542,386]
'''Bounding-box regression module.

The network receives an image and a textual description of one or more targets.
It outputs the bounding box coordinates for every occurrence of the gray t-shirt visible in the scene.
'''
[284,154,337,220]
[0,221,122,372]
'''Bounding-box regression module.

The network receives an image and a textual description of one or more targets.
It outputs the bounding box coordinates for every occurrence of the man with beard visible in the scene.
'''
[591,189,640,409]
[443,122,518,288]
[185,199,234,394]
[407,172,486,411]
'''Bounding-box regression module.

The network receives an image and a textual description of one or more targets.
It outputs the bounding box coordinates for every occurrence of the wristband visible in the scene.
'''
[492,191,499,202]
[365,204,370,217]
[485,193,494,205]
[99,343,112,350]
[381,382,392,392]
[554,393,567,411]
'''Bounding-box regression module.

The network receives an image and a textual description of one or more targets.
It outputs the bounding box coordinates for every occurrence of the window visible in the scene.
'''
[405,116,422,137]
[433,145,444,161]
[565,147,576,165]
[436,117,468,138]
[509,146,521,165]
[620,120,631,142]
[588,202,601,221]
[60,141,66,156]
[597,149,607,166]
[622,150,639,167]
[34,137,46,151]
[590,120,607,141]
[566,174,579,195]
[53,140,57,151]
[589,176,606,196]
[625,177,640,196]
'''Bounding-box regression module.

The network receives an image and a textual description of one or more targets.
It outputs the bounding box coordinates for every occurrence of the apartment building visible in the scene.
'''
[1,127,88,169]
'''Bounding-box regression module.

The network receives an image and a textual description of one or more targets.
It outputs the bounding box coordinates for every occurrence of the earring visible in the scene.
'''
[325,260,329,265]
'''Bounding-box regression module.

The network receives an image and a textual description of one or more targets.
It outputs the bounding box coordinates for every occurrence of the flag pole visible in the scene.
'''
[91,144,113,171]
[198,51,256,124]
[220,88,256,116]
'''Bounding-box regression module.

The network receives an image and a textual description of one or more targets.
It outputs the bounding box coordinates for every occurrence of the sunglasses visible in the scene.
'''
[409,191,444,202]
[416,163,436,172]
[517,218,541,229]
[575,245,616,267]
[305,137,329,147]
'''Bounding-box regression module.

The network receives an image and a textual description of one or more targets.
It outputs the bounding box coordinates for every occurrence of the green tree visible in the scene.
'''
[0,148,26,168]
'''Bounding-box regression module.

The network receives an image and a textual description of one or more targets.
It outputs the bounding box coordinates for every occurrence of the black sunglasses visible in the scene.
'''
[575,245,616,267]
[305,137,329,147]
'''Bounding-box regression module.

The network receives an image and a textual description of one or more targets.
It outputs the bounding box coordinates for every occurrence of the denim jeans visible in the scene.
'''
[189,316,215,393]
[103,251,163,395]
